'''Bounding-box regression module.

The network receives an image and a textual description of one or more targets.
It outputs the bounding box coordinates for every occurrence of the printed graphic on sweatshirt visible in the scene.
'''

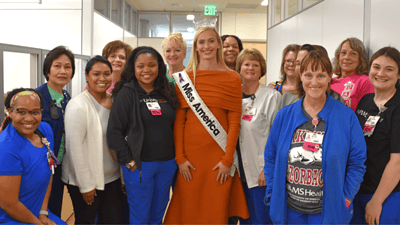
[341,80,355,108]
[287,128,324,213]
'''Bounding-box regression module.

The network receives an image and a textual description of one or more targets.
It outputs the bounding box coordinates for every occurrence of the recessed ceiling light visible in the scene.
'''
[171,4,183,7]
[187,27,195,32]
[187,15,195,20]
[261,0,268,6]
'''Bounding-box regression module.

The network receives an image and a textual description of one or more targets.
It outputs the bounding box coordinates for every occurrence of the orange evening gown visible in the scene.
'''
[164,70,250,224]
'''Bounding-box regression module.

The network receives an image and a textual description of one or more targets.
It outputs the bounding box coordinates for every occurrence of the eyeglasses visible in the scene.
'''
[285,60,295,65]
[109,54,126,60]
[12,108,42,117]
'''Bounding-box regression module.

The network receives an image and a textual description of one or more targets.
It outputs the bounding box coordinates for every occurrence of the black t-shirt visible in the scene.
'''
[286,102,325,214]
[138,87,175,162]
[355,90,400,194]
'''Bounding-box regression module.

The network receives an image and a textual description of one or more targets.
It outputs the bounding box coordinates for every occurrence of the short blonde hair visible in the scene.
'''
[235,48,266,78]
[162,32,187,52]
[332,37,369,77]
[185,27,229,78]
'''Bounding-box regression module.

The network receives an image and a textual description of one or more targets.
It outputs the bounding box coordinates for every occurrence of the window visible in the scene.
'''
[172,14,196,41]
[124,2,131,31]
[268,0,323,28]
[111,0,122,26]
[274,0,281,25]
[306,0,320,7]
[131,9,137,35]
[287,0,298,17]
[172,14,195,66]
[94,0,110,18]
[139,13,170,38]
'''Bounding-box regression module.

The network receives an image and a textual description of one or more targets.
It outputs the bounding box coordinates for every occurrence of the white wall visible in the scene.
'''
[93,12,137,55]
[124,31,138,50]
[3,52,32,93]
[0,0,84,95]
[0,1,138,98]
[138,38,164,60]
[369,0,400,54]
[222,12,267,41]
[266,0,364,84]
[0,6,82,54]
[93,13,123,55]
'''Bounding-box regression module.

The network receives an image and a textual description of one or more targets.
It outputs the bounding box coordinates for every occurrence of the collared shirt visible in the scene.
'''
[237,84,281,188]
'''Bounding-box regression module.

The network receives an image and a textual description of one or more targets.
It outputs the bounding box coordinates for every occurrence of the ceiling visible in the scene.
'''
[127,0,268,13]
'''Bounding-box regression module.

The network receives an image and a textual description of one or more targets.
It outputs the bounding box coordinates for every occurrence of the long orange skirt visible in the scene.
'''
[164,107,250,224]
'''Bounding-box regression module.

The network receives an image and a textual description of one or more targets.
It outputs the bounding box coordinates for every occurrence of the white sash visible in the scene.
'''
[173,71,237,176]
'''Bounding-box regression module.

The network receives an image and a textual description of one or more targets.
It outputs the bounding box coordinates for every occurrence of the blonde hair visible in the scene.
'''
[236,48,266,78]
[185,27,229,79]
[162,32,187,52]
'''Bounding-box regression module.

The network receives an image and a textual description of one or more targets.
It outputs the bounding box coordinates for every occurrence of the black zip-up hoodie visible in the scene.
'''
[107,80,145,171]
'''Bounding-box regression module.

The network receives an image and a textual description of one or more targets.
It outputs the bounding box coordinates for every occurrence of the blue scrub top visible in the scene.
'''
[0,122,54,223]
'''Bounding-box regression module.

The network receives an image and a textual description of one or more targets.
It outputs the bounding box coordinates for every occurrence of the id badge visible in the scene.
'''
[303,131,323,152]
[242,107,256,121]
[146,102,162,116]
[363,115,380,136]
[47,152,55,174]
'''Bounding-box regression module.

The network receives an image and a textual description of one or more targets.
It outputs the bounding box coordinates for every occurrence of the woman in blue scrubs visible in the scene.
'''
[0,88,66,224]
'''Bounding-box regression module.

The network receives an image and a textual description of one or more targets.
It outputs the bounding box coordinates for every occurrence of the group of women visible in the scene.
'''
[262,38,400,225]
[0,23,399,225]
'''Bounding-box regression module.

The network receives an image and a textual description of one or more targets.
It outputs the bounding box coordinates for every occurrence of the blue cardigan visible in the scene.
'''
[36,83,70,157]
[264,94,367,224]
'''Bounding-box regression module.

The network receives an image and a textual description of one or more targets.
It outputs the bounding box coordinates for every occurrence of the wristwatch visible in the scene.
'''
[39,210,49,216]
[126,161,135,169]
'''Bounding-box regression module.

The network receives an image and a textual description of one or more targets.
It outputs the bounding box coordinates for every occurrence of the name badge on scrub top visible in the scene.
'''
[363,115,380,136]
[303,131,324,152]
[242,107,256,121]
[146,102,162,116]
[47,152,55,174]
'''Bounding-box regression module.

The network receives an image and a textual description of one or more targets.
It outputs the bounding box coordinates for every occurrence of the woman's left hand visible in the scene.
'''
[82,189,97,205]
[38,214,56,225]
[258,170,266,186]
[365,199,382,225]
[212,161,231,184]
[121,183,126,195]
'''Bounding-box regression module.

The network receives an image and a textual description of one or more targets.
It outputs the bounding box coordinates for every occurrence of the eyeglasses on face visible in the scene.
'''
[285,60,295,65]
[11,108,42,117]
[109,54,126,60]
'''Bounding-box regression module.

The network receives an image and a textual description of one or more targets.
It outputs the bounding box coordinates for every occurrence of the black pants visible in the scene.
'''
[48,166,64,217]
[66,178,123,224]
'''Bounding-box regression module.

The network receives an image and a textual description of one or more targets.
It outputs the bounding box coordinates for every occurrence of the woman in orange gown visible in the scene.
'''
[164,27,250,224]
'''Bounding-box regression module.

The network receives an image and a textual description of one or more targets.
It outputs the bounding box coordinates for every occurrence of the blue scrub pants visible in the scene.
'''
[2,211,66,225]
[287,208,322,224]
[238,182,272,224]
[122,159,177,224]
[350,192,400,224]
